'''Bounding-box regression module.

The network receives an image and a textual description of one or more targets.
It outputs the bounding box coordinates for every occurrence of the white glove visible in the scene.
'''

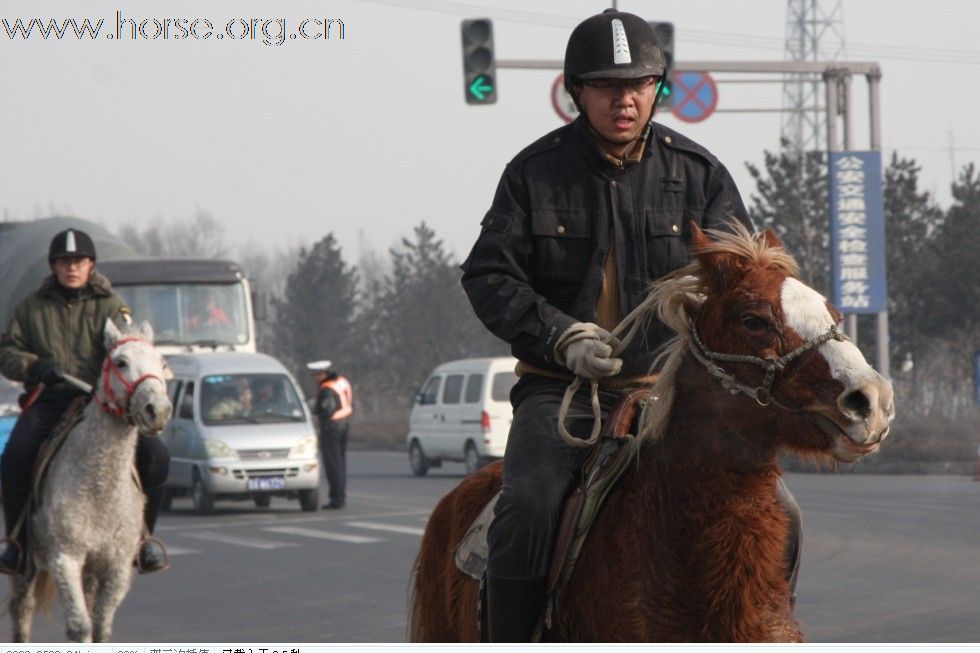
[554,322,623,379]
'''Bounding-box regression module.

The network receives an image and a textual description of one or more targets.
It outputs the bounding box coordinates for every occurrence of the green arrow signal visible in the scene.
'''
[469,75,493,101]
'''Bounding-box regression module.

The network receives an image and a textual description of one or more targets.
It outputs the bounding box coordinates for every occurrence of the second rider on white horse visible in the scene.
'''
[0,228,170,575]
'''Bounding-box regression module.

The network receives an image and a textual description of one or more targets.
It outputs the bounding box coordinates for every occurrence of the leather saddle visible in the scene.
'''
[454,388,652,636]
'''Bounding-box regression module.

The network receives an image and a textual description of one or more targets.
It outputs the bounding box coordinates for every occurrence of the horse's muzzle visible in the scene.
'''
[823,371,895,462]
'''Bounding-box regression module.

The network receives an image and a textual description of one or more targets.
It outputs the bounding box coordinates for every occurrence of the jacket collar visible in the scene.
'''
[571,116,653,177]
[37,269,114,301]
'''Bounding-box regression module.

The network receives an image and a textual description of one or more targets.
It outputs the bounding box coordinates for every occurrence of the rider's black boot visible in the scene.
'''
[137,540,169,574]
[0,482,30,575]
[144,485,163,533]
[486,575,548,642]
[0,542,22,576]
[137,486,169,574]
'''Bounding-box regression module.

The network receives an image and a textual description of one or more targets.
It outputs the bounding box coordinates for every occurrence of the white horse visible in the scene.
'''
[9,320,171,642]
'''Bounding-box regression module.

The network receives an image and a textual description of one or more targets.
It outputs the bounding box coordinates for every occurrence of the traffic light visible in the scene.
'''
[461,19,496,105]
[648,21,674,109]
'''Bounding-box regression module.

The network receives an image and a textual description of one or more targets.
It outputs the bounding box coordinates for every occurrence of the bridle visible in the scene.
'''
[688,322,849,410]
[94,336,165,423]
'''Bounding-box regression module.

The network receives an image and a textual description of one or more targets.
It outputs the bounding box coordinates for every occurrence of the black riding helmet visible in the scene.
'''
[49,228,97,262]
[564,9,667,93]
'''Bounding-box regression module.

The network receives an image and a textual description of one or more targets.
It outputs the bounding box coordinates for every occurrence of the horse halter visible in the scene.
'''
[95,336,164,423]
[688,322,849,409]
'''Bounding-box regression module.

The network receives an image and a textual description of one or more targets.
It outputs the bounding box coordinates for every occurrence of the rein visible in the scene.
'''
[688,322,849,411]
[94,336,164,423]
[555,298,654,448]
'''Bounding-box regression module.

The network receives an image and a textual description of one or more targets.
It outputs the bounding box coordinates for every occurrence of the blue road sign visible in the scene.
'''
[670,71,718,123]
[829,151,888,314]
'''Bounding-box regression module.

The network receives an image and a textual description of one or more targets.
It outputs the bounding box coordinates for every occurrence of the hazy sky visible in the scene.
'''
[1,0,978,265]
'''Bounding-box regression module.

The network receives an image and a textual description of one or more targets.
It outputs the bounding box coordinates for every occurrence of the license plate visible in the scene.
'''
[247,476,286,491]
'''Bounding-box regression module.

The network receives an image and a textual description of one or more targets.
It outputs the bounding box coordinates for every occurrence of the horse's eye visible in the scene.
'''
[115,358,128,369]
[741,315,770,332]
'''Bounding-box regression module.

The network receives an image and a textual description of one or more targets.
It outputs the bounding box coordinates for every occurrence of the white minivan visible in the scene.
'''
[161,352,321,513]
[407,357,518,476]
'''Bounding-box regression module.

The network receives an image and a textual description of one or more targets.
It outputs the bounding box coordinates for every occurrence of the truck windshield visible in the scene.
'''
[115,283,249,348]
[201,373,305,425]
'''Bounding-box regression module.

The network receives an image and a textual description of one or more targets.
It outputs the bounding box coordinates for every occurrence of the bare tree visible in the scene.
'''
[118,210,230,258]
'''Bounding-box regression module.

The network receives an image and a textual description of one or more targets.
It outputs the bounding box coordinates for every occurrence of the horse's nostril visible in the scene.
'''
[145,403,156,420]
[841,389,871,420]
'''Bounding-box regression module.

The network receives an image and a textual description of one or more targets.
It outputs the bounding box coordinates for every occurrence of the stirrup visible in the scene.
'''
[135,536,170,574]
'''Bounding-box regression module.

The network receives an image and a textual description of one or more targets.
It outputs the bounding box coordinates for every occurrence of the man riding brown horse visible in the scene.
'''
[460,9,802,642]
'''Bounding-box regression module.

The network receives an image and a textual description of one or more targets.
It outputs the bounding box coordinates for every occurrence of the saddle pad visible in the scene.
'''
[454,493,500,580]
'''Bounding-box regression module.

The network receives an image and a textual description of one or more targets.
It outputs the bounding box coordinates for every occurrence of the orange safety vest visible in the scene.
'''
[321,376,353,420]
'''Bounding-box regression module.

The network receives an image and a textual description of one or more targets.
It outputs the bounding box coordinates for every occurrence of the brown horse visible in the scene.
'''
[409,223,895,642]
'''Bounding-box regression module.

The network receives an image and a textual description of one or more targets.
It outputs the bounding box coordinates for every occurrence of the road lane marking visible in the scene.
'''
[348,521,426,536]
[181,531,298,549]
[164,546,201,556]
[264,526,384,543]
[157,508,431,532]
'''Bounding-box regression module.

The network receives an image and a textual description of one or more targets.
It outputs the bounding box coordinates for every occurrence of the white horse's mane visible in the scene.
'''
[636,223,800,445]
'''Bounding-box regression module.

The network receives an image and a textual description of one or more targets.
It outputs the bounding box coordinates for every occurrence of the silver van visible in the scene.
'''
[161,352,320,514]
[407,356,518,476]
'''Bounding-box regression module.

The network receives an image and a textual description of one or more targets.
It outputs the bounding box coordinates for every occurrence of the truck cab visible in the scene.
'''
[98,259,261,355]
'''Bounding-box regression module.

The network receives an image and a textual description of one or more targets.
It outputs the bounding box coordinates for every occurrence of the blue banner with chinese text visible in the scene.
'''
[829,151,887,313]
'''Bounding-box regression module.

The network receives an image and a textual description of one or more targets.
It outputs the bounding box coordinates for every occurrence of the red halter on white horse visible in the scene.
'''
[94,336,166,423]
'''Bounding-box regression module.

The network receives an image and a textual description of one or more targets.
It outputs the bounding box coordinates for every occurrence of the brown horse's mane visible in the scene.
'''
[637,222,800,445]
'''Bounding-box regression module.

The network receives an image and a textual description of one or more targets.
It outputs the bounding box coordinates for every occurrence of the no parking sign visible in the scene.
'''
[670,71,718,123]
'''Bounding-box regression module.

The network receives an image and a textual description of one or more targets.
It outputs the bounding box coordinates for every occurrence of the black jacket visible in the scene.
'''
[461,116,751,377]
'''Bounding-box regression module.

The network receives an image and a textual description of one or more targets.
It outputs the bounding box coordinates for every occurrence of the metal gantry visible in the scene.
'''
[781,0,846,154]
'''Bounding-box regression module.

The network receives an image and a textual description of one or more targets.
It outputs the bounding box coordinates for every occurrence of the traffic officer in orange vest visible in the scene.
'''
[308,361,353,509]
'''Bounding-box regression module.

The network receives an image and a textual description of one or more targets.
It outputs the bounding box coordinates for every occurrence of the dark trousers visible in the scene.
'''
[486,377,803,590]
[487,378,620,579]
[0,393,170,537]
[318,420,349,506]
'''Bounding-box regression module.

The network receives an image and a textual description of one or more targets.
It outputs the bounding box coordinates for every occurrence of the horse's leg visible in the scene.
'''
[9,575,37,643]
[91,563,133,643]
[49,554,92,642]
[83,567,99,616]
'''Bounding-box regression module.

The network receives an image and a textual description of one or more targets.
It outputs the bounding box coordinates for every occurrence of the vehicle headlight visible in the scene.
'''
[289,434,317,459]
[204,438,238,460]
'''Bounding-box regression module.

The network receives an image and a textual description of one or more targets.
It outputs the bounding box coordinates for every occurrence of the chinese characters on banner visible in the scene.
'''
[829,151,887,313]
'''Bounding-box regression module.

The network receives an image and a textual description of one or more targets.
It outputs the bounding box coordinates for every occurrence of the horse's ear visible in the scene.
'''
[761,228,784,250]
[104,319,122,348]
[690,222,713,252]
[138,320,154,343]
[690,222,740,293]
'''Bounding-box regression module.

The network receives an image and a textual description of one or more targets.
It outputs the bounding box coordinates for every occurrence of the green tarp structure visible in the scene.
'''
[0,217,137,331]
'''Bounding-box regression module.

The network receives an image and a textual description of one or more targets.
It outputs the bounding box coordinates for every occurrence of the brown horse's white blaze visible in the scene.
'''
[780,277,895,462]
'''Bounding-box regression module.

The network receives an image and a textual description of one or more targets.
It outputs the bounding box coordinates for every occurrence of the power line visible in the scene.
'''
[354,0,980,65]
